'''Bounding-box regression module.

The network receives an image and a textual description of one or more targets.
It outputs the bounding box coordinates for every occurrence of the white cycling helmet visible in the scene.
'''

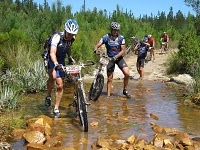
[64,19,79,34]
[148,34,152,38]
[110,22,120,30]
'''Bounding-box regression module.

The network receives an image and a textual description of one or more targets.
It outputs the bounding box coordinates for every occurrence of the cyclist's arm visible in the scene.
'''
[50,35,60,65]
[167,36,169,43]
[67,47,72,57]
[94,41,103,51]
[143,42,150,47]
[152,39,155,48]
[50,46,58,65]
[133,43,139,51]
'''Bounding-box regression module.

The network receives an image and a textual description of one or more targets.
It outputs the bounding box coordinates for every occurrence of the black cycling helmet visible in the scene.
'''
[110,22,120,30]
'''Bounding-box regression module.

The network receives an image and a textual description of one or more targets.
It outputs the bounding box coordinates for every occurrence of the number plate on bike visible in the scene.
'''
[99,58,108,65]
[65,66,79,74]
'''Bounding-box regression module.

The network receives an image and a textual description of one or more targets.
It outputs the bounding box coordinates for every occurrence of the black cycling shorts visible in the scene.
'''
[107,57,128,73]
[136,57,145,68]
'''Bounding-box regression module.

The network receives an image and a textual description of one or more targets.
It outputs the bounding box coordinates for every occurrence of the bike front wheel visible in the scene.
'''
[77,88,88,132]
[88,74,104,101]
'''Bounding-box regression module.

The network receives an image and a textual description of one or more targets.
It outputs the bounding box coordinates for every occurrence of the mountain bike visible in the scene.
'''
[145,47,154,63]
[130,36,139,55]
[160,42,167,54]
[88,53,109,101]
[62,60,94,132]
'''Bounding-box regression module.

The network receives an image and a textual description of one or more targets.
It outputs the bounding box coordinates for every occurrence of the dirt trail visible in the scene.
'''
[83,48,174,81]
[111,48,173,81]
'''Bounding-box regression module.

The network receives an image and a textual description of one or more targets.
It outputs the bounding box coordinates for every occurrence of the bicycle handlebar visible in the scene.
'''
[95,50,110,59]
[62,60,95,73]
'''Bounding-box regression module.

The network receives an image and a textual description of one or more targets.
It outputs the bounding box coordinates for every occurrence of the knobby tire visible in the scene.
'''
[88,74,104,101]
[77,88,88,132]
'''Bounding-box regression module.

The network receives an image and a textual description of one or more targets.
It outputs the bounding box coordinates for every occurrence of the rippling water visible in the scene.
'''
[11,79,200,150]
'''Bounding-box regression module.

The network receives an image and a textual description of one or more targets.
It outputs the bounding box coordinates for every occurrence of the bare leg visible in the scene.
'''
[152,49,155,60]
[47,68,54,97]
[139,67,144,79]
[137,67,141,77]
[121,67,130,90]
[107,72,114,96]
[54,78,64,110]
[121,66,131,98]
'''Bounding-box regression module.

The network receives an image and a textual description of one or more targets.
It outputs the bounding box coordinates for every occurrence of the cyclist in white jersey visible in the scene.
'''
[45,19,79,117]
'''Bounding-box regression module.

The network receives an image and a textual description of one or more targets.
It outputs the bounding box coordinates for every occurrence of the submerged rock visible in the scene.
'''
[23,130,46,144]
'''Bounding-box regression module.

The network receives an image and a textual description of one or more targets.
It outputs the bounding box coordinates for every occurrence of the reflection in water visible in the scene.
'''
[178,105,200,135]
[11,79,200,149]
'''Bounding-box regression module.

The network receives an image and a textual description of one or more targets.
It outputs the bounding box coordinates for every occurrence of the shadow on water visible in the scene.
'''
[11,79,200,149]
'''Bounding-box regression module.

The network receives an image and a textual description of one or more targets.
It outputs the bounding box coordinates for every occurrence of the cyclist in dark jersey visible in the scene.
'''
[45,19,78,117]
[94,22,131,98]
[133,36,150,80]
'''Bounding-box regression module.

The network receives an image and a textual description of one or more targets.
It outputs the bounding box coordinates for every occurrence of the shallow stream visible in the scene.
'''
[11,79,200,149]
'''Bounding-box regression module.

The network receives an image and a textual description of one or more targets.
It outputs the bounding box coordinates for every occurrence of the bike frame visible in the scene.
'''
[62,61,94,132]
[160,42,167,54]
[63,65,84,93]
[93,54,109,87]
[145,47,153,63]
[88,53,109,102]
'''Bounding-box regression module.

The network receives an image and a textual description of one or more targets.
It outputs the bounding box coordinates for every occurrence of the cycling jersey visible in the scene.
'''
[148,37,154,47]
[99,33,125,57]
[50,32,75,62]
[161,34,169,42]
[137,42,148,58]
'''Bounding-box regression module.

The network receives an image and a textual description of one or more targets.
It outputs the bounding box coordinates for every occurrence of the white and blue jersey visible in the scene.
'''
[48,32,75,78]
[49,32,75,66]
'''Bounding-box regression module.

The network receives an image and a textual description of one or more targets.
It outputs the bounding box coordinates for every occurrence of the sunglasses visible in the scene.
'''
[66,32,75,36]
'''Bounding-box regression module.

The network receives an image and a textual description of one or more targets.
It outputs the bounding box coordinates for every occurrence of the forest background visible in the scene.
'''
[0,0,200,110]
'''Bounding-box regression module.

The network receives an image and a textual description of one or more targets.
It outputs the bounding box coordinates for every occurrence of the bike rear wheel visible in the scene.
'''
[76,88,88,132]
[88,74,104,101]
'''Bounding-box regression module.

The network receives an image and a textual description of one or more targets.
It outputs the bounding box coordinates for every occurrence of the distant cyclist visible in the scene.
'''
[45,19,78,117]
[160,32,169,50]
[133,35,150,80]
[147,34,155,60]
[94,22,131,98]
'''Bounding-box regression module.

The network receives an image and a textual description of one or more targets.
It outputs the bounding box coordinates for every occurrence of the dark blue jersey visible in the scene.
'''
[137,42,148,58]
[100,33,125,57]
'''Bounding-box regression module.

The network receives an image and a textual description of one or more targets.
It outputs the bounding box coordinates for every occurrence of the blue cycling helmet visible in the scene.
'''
[142,36,148,43]
[64,19,79,34]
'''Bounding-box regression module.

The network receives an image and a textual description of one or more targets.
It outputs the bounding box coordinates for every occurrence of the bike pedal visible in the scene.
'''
[68,102,75,107]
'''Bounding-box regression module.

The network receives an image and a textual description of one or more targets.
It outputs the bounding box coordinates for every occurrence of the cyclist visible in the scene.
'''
[133,35,150,80]
[45,19,78,117]
[147,34,155,60]
[94,22,131,98]
[160,32,169,50]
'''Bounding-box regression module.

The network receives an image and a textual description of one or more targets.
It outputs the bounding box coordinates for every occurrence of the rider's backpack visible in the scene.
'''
[41,31,62,72]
